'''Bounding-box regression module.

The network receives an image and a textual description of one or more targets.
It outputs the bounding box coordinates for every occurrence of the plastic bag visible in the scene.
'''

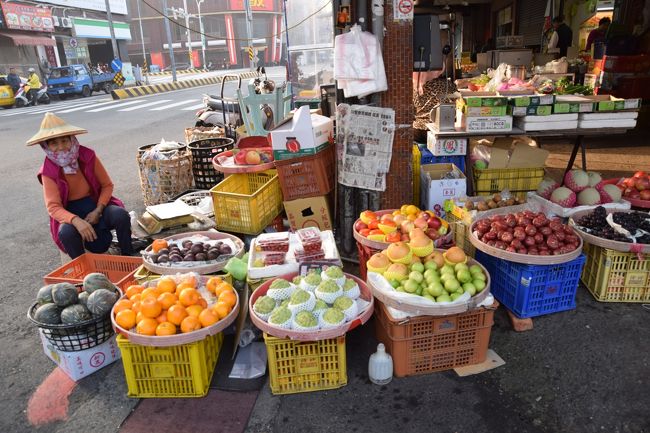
[228,342,267,379]
[141,139,185,161]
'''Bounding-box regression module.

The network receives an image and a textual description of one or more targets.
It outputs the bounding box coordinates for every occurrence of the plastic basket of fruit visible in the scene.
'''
[374,299,497,377]
[187,137,234,189]
[569,207,650,253]
[264,333,347,395]
[473,166,545,200]
[580,243,650,303]
[44,253,142,288]
[117,331,223,398]
[210,170,283,235]
[111,274,239,347]
[366,247,492,317]
[141,231,245,275]
[28,275,122,351]
[212,147,275,174]
[249,266,374,341]
[476,251,585,318]
[273,144,335,201]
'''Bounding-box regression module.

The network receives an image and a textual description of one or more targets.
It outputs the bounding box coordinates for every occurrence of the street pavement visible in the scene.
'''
[0,68,649,433]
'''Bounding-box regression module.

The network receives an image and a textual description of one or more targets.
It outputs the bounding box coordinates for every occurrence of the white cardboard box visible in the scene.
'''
[420,163,467,217]
[270,105,334,161]
[40,331,121,381]
[426,131,467,156]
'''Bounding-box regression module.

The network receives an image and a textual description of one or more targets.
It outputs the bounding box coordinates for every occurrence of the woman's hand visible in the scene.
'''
[72,216,97,242]
[84,209,101,225]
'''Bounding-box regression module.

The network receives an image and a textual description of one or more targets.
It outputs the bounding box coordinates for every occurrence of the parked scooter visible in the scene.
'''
[14,83,50,107]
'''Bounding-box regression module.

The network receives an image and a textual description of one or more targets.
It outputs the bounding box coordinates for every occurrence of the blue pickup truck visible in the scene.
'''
[47,64,117,99]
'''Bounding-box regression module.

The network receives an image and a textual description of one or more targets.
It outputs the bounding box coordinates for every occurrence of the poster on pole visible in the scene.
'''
[336,104,395,192]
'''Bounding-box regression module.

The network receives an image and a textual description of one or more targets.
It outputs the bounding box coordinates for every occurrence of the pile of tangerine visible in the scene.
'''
[113,275,237,336]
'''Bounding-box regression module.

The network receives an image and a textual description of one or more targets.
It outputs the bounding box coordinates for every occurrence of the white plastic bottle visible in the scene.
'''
[368,343,393,385]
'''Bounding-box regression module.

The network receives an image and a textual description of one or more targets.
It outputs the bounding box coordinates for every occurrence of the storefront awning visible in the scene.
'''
[0,31,56,46]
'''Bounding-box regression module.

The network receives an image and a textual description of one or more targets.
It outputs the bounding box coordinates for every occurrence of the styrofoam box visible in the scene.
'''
[426,132,467,156]
[515,113,578,131]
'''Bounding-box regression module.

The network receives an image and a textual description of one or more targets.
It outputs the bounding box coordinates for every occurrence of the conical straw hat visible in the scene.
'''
[26,112,87,146]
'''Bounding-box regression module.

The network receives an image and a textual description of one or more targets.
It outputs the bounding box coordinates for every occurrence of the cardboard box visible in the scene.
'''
[463,106,508,117]
[509,106,552,116]
[509,95,555,107]
[284,195,333,231]
[420,163,467,217]
[270,105,334,161]
[463,96,508,107]
[40,331,121,381]
[427,132,467,156]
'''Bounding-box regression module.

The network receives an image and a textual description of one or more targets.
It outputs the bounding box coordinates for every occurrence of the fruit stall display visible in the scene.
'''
[612,171,650,208]
[531,169,631,217]
[248,266,374,394]
[570,206,650,303]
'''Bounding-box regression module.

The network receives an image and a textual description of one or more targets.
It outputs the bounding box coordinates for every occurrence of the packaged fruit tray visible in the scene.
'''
[249,271,374,341]
[353,208,452,251]
[366,248,492,317]
[247,230,342,280]
[141,231,245,275]
[211,147,275,174]
[111,274,239,347]
[569,208,650,254]
[527,192,631,218]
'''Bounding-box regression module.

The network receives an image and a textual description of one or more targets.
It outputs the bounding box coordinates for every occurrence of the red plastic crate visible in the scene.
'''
[44,253,142,289]
[274,145,335,201]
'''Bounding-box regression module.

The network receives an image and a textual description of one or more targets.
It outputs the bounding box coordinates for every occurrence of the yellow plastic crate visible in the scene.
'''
[210,170,282,235]
[581,243,650,303]
[117,332,223,398]
[264,333,347,395]
[446,212,476,257]
[413,144,421,206]
[473,167,545,200]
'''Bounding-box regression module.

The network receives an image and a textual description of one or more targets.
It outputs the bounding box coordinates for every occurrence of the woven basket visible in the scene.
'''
[184,126,225,144]
[137,146,194,206]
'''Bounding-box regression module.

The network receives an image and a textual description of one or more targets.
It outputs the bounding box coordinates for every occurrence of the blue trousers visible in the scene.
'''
[58,197,133,259]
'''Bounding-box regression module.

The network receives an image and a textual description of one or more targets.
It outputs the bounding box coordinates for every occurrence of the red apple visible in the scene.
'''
[628,190,641,199]
[234,150,247,165]
[635,177,650,191]
[427,217,442,230]
[354,221,368,233]
[624,178,637,188]
[633,171,647,179]
[359,228,371,237]
[425,228,440,240]
[416,211,430,221]
[640,190,650,201]
[245,150,261,165]
[385,231,401,243]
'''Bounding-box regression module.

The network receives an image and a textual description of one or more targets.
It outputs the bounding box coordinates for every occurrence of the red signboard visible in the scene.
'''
[228,0,275,12]
[1,2,54,32]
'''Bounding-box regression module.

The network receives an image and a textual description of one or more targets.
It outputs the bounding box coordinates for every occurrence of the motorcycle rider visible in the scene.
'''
[7,68,21,94]
[27,67,42,106]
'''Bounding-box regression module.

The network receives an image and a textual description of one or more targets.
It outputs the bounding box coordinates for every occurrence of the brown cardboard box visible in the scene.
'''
[284,195,333,231]
[507,142,549,168]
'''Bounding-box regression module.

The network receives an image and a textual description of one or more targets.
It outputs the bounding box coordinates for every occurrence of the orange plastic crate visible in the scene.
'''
[44,253,142,289]
[374,300,496,377]
[274,145,335,201]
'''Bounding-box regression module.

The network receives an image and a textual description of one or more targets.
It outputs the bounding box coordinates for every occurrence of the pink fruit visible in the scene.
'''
[564,170,590,193]
[550,186,577,208]
[536,178,560,200]
[577,188,601,206]
[599,184,622,204]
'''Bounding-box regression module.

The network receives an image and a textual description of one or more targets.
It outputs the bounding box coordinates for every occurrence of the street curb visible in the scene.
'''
[146,68,208,76]
[110,71,259,100]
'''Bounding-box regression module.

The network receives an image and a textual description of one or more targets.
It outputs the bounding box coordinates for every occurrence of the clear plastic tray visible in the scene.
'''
[256,232,290,252]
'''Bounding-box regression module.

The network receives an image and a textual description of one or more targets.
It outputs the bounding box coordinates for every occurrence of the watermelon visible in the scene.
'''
[34,303,62,325]
[60,304,92,324]
[51,283,78,307]
[78,291,90,307]
[87,289,118,316]
[83,273,114,294]
[37,285,55,305]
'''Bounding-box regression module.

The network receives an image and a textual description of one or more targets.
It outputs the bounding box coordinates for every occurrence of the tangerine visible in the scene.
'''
[156,311,168,323]
[130,293,142,304]
[125,285,144,300]
[115,309,136,329]
[180,316,201,333]
[214,282,233,298]
[175,281,195,297]
[406,204,419,215]
[155,321,177,336]
[186,304,204,318]
[141,297,162,319]
[198,297,208,309]
[141,287,161,300]
[113,299,133,314]
[157,277,176,294]
[179,274,198,288]
[136,318,158,336]
[179,288,200,307]
[218,290,237,308]
[151,239,169,254]
[131,300,141,314]
[136,311,145,323]
[157,292,177,310]
[198,309,219,327]
[167,304,188,326]
[212,302,231,320]
[206,276,223,294]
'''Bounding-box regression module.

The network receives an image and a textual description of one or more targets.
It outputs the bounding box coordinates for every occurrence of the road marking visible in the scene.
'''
[27,368,76,426]
[84,100,145,113]
[57,99,127,113]
[182,103,206,111]
[118,99,172,111]
[149,99,198,111]
[0,101,94,116]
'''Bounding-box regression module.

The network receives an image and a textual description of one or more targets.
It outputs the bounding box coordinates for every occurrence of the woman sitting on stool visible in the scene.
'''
[27,113,133,259]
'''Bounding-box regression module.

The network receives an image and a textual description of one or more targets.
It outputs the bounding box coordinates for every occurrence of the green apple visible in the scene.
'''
[436,294,452,302]
[423,269,437,280]
[416,286,423,296]
[426,282,444,297]
[441,265,455,275]
[462,282,477,296]
[439,273,452,283]
[444,278,460,293]
[473,279,486,292]
[424,261,438,271]
[404,279,419,293]
[409,271,423,283]
[423,294,436,302]
[389,279,400,288]
[425,274,440,285]
[411,262,425,273]
[472,272,487,282]
[395,286,405,292]
[454,263,469,272]
[457,270,472,284]
[469,265,483,274]
[450,292,463,301]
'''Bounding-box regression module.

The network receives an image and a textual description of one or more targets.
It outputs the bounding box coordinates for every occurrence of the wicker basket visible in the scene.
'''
[187,137,234,189]
[137,145,194,206]
[184,126,225,144]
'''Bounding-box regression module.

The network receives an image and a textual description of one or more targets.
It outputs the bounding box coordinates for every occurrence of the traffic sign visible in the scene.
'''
[69,38,78,48]
[110,58,123,72]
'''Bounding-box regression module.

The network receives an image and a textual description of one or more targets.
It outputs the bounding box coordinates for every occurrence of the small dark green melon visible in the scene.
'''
[37,285,55,305]
[34,303,62,325]
[60,304,92,324]
[83,273,115,294]
[78,291,90,307]
[87,289,118,316]
[51,283,78,307]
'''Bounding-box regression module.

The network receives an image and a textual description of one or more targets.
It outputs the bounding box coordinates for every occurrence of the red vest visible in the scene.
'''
[38,145,124,252]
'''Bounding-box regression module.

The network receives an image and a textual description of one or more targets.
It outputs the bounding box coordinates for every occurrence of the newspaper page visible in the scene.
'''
[336,104,395,191]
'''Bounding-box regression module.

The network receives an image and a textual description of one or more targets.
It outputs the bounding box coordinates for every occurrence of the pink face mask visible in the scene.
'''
[40,136,80,174]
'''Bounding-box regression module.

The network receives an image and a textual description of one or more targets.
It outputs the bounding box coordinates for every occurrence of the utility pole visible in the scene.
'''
[162,0,177,82]
[243,0,254,69]
[196,0,206,68]
[104,0,119,59]
[182,0,193,67]
[135,0,149,84]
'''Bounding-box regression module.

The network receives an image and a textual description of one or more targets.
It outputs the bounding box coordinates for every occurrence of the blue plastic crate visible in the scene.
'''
[476,251,586,319]
[417,143,466,173]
